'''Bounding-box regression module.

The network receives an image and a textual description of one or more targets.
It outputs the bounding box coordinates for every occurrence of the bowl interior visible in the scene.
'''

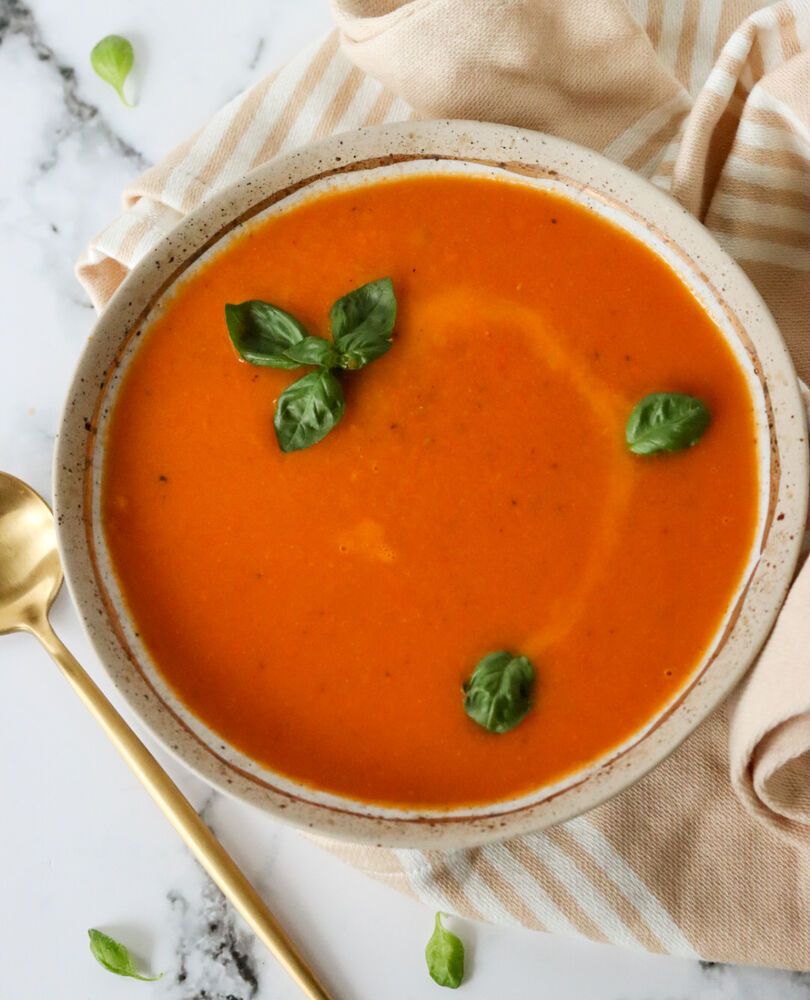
[54,121,808,848]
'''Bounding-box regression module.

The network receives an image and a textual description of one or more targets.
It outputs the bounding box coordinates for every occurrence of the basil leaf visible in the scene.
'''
[90,36,135,107]
[284,336,339,369]
[88,929,162,981]
[274,370,345,452]
[463,651,535,734]
[425,913,465,989]
[330,277,396,369]
[625,392,711,455]
[225,301,308,369]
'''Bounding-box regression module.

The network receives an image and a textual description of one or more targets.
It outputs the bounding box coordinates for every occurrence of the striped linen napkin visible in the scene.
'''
[77,0,810,969]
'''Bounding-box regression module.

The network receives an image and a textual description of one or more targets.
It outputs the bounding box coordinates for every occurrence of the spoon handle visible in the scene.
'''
[33,616,334,1000]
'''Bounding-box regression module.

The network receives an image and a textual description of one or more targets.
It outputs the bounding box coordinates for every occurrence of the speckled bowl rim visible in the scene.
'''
[54,120,809,848]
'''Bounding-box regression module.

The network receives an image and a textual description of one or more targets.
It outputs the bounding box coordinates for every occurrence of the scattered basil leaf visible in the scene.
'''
[283,335,339,369]
[225,301,309,369]
[88,929,162,982]
[330,277,396,369]
[90,35,135,107]
[463,651,535,734]
[625,392,711,455]
[274,369,345,452]
[425,912,465,989]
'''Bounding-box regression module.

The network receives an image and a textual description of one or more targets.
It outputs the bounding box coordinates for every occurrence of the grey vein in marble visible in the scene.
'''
[248,37,267,72]
[164,795,261,1000]
[167,882,260,1000]
[0,0,147,173]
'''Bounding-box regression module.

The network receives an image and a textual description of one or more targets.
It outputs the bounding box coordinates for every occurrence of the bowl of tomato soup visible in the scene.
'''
[54,121,808,847]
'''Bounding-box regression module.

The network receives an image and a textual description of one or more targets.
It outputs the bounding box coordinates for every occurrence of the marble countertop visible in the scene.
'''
[1,1,807,997]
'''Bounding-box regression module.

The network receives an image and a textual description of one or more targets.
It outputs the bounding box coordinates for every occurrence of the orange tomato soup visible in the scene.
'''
[101,173,760,808]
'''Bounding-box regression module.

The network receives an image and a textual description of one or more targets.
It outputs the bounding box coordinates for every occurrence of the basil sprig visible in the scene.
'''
[425,912,465,989]
[225,277,396,452]
[463,651,535,734]
[88,929,162,981]
[625,392,711,455]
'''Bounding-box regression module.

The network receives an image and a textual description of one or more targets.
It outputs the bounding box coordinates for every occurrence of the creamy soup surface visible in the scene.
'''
[101,174,759,808]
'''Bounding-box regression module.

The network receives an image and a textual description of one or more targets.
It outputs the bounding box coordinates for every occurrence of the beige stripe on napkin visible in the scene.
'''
[77,0,810,970]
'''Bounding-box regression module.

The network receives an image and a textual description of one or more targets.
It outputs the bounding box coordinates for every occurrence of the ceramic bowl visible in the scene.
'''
[54,120,808,848]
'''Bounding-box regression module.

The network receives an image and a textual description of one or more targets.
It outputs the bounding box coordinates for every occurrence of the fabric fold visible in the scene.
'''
[331,0,687,150]
[731,555,810,844]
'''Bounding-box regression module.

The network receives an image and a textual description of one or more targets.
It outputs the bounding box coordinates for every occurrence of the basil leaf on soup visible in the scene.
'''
[90,35,135,107]
[225,301,309,369]
[625,392,711,455]
[425,913,465,989]
[88,929,162,981]
[463,651,535,734]
[330,277,396,369]
[224,278,398,451]
[284,335,339,369]
[274,370,345,453]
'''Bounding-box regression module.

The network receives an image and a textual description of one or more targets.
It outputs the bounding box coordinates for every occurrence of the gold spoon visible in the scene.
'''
[0,471,333,1000]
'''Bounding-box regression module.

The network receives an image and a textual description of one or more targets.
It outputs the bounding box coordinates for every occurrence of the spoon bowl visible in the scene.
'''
[0,474,62,635]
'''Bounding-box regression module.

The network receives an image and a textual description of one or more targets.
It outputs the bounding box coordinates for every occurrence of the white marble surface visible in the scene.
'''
[1,2,808,997]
